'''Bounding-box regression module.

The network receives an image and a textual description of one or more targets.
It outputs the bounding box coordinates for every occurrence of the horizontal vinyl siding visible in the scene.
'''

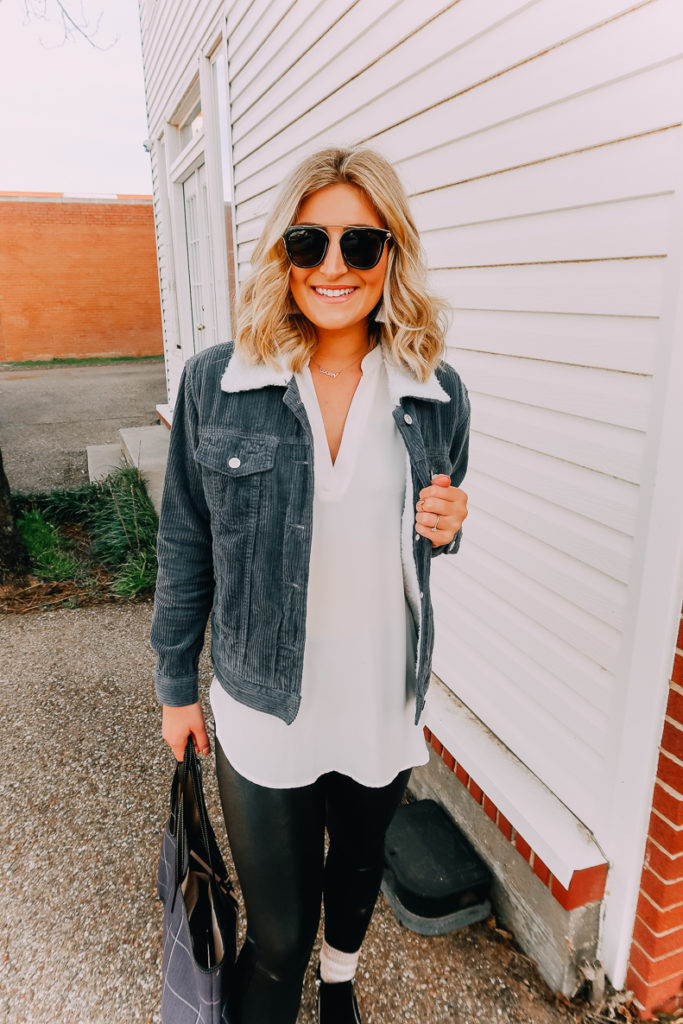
[139,0,229,408]
[140,0,221,131]
[230,0,681,203]
[149,142,177,390]
[226,0,683,834]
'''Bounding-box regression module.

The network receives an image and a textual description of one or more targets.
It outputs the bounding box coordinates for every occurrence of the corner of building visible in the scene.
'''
[409,734,607,999]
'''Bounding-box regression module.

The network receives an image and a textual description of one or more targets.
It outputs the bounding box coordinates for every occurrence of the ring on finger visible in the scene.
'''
[432,515,441,532]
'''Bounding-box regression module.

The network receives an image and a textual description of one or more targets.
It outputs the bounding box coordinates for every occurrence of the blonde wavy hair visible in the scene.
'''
[235,147,447,381]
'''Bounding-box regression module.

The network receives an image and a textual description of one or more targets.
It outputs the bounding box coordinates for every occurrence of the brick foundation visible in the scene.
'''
[422,725,608,912]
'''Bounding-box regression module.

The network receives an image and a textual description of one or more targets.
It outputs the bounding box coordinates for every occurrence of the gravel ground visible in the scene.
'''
[0,603,588,1024]
[0,359,593,1022]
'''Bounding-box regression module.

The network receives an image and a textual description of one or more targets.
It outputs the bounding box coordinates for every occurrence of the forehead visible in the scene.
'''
[296,182,384,227]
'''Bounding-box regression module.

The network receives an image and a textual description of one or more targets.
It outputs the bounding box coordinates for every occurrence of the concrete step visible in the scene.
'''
[86,443,126,483]
[119,425,170,515]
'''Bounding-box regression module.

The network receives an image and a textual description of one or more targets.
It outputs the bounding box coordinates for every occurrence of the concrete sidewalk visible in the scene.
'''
[0,603,588,1024]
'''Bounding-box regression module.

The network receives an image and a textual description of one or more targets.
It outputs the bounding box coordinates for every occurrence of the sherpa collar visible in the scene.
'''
[220,344,450,404]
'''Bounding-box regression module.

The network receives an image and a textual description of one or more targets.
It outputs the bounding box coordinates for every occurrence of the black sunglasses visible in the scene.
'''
[282,224,392,270]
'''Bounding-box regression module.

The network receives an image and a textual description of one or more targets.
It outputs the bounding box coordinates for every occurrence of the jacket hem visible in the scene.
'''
[212,663,302,725]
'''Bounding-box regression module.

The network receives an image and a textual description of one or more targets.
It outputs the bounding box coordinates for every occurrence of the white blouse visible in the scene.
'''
[210,345,429,788]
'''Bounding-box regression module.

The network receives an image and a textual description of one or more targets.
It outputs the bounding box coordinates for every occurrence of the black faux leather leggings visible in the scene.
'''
[215,739,411,1024]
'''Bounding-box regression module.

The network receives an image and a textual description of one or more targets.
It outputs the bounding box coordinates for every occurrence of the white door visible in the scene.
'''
[182,164,218,354]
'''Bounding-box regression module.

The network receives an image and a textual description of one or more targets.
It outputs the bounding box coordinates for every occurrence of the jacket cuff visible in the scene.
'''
[431,528,462,558]
[154,669,199,707]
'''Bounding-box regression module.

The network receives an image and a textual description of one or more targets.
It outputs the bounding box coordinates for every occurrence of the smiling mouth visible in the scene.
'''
[312,286,357,298]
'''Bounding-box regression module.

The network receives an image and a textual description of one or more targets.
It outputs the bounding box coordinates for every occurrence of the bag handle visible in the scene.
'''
[170,737,236,918]
[173,739,216,892]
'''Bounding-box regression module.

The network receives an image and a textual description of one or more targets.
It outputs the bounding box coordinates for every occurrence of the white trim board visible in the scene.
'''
[156,403,173,429]
[425,674,607,890]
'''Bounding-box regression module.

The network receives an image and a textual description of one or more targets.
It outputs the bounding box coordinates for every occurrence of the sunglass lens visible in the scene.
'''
[340,229,385,269]
[284,227,327,268]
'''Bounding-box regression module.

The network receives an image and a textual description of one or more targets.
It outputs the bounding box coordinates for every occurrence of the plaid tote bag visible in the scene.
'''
[157,739,238,1024]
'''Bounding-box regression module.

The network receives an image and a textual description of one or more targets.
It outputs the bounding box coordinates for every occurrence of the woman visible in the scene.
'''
[151,146,469,1024]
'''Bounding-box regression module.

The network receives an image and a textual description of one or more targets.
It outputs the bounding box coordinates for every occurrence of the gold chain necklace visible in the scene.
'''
[310,348,370,380]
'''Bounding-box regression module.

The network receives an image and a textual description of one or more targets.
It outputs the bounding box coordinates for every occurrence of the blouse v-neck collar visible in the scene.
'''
[297,345,383,499]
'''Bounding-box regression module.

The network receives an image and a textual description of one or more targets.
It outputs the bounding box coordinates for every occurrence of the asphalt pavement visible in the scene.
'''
[0,359,167,493]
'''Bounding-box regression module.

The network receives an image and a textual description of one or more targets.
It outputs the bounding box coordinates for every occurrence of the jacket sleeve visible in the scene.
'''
[431,379,471,560]
[150,363,215,706]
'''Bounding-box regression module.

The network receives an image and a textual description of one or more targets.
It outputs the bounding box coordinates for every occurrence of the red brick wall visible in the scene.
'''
[423,726,608,911]
[0,194,163,361]
[627,607,683,1019]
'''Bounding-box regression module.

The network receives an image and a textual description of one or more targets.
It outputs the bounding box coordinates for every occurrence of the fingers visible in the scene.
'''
[169,731,211,763]
[416,495,463,518]
[193,723,211,759]
[418,482,468,507]
[415,518,453,546]
[415,509,456,532]
[185,726,211,762]
[162,702,211,762]
[416,487,468,521]
[415,480,468,547]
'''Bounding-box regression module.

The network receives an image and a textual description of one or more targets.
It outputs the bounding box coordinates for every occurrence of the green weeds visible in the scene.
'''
[90,467,158,567]
[11,465,158,601]
[112,550,158,597]
[17,509,82,581]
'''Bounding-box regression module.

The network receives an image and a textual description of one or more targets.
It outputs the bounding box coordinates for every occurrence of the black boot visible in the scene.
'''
[316,964,363,1024]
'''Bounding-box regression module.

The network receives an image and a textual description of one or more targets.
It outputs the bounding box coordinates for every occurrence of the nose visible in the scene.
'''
[319,231,347,278]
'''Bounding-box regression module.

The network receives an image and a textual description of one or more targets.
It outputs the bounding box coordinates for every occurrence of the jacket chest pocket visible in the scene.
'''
[196,432,278,526]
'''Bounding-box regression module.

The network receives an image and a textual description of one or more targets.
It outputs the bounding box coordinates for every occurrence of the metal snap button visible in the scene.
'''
[228,457,241,469]
[404,413,413,425]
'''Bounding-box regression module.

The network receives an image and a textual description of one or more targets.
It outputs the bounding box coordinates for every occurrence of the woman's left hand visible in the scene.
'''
[415,474,468,548]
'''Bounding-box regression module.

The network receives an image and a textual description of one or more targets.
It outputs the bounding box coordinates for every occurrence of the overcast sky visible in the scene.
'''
[0,0,151,195]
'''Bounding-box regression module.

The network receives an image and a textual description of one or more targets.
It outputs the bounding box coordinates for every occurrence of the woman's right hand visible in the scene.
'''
[162,702,211,762]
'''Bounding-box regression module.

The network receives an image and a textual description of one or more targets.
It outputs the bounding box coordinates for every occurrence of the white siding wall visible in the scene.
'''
[140,0,683,985]
[139,0,229,405]
[225,0,683,839]
[140,0,220,131]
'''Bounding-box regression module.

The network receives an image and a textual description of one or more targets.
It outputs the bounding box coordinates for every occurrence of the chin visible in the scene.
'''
[307,306,373,330]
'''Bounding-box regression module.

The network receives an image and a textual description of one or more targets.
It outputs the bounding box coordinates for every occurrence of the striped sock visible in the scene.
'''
[319,939,360,983]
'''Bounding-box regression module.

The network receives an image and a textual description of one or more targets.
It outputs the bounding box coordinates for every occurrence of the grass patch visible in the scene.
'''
[17,509,82,581]
[18,481,105,524]
[7,466,158,610]
[112,550,158,597]
[91,467,159,566]
[0,355,163,369]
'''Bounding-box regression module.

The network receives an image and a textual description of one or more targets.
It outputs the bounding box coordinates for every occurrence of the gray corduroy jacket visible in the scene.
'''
[150,341,470,725]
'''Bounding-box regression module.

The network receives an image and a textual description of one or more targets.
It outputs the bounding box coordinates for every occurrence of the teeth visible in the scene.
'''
[314,287,355,297]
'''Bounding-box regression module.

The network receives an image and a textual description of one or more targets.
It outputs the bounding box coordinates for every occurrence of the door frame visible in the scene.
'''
[181,162,219,354]
[165,36,233,367]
